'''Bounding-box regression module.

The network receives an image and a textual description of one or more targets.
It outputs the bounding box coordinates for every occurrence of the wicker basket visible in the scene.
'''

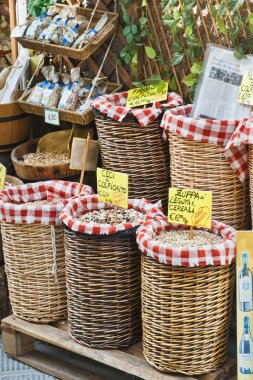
[169,132,249,229]
[16,5,118,60]
[0,265,11,327]
[247,145,253,223]
[95,113,170,209]
[0,175,24,263]
[141,256,235,375]
[11,139,79,181]
[64,226,141,348]
[1,223,66,323]
[18,82,121,125]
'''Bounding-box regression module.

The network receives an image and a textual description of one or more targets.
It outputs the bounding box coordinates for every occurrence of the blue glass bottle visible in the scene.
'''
[239,252,253,312]
[240,316,253,374]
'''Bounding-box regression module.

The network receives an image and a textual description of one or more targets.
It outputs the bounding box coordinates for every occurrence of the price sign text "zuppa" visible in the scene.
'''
[168,188,212,228]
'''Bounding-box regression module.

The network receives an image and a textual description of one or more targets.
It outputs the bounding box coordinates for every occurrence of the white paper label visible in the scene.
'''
[240,353,253,372]
[45,109,60,126]
[240,276,253,303]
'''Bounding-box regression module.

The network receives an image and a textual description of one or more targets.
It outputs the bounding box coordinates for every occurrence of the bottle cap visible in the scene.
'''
[242,252,248,264]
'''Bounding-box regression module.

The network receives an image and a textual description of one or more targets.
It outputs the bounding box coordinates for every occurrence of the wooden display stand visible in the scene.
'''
[2,315,236,380]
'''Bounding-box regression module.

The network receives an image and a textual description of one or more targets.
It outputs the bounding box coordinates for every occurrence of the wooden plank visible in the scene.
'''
[2,315,195,380]
[2,325,35,356]
[14,350,104,380]
[8,0,18,62]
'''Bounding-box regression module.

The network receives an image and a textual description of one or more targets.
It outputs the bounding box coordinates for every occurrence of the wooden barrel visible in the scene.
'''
[11,139,79,181]
[0,101,31,153]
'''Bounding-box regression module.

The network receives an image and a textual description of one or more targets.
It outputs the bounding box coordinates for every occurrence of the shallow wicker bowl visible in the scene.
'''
[11,139,79,181]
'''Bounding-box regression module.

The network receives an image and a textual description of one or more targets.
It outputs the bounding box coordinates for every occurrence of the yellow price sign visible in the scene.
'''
[126,81,168,108]
[168,187,212,228]
[0,163,6,190]
[238,71,253,106]
[97,168,128,209]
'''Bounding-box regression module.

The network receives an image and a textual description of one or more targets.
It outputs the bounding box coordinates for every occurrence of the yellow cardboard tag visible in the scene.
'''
[0,163,6,190]
[168,187,212,228]
[236,231,253,379]
[126,81,168,108]
[238,71,253,105]
[97,168,128,209]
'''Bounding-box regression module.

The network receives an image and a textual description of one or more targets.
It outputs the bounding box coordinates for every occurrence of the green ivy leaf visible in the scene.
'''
[145,46,157,59]
[185,25,192,37]
[126,33,134,43]
[216,16,227,34]
[131,25,138,35]
[170,76,178,91]
[163,0,177,12]
[124,53,132,64]
[209,5,217,17]
[191,62,202,74]
[182,73,198,87]
[123,13,131,24]
[131,53,138,64]
[171,52,184,66]
[234,47,246,60]
[123,26,131,36]
[247,13,253,25]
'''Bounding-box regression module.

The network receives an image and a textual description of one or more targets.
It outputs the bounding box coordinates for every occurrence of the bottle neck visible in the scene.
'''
[244,327,250,335]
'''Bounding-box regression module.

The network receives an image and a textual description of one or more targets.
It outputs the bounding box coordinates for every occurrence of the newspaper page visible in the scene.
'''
[191,44,253,119]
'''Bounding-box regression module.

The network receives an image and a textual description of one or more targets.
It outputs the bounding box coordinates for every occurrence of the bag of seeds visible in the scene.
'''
[50,6,77,45]
[25,6,58,40]
[41,71,61,108]
[58,68,81,111]
[61,16,88,47]
[26,65,53,105]
[73,14,108,49]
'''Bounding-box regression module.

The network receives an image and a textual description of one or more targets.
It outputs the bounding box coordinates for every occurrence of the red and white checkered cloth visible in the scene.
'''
[0,180,93,225]
[161,105,249,182]
[136,218,236,267]
[59,194,164,235]
[92,91,183,127]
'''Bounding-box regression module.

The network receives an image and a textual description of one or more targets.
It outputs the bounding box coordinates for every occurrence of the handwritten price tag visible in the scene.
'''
[45,109,60,126]
[238,71,253,106]
[168,188,212,228]
[0,163,6,190]
[126,81,168,108]
[97,168,128,209]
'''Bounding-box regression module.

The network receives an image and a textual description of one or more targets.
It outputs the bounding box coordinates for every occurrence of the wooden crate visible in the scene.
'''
[1,315,236,380]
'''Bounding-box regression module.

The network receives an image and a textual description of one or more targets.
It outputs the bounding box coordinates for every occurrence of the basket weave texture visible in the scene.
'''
[141,255,235,375]
[95,114,170,209]
[1,223,66,323]
[64,227,141,348]
[16,5,118,60]
[0,176,24,263]
[169,132,249,229]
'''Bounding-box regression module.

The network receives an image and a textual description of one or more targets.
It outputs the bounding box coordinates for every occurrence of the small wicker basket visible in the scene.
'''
[16,5,118,60]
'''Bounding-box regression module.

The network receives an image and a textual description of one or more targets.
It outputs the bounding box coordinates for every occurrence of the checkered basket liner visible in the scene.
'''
[92,91,183,127]
[59,194,164,235]
[136,218,236,267]
[0,180,93,225]
[161,105,248,182]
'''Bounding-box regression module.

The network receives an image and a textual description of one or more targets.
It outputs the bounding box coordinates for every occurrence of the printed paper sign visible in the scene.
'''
[0,163,6,190]
[97,168,128,209]
[45,109,60,126]
[126,81,168,108]
[69,138,99,171]
[237,231,253,379]
[168,188,212,228]
[238,71,253,105]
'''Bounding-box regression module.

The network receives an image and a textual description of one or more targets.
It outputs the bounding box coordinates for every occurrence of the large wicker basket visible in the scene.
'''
[95,113,170,209]
[169,132,248,229]
[11,139,79,181]
[16,5,118,60]
[64,226,141,348]
[1,223,66,323]
[137,220,236,376]
[0,175,24,264]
